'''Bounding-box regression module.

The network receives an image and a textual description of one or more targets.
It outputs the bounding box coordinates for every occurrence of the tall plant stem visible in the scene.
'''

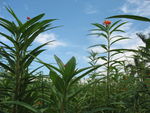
[60,103,65,113]
[106,30,110,101]
[13,50,23,113]
[60,88,67,113]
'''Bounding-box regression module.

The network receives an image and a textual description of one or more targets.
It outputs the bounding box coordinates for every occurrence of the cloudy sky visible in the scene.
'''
[0,0,150,74]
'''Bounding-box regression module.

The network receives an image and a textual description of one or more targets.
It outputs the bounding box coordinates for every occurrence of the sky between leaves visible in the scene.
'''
[0,0,150,74]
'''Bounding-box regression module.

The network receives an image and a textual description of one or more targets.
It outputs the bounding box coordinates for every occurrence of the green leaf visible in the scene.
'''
[22,28,46,51]
[99,56,107,61]
[100,44,107,50]
[50,69,64,93]
[29,65,44,75]
[110,37,130,46]
[0,62,15,73]
[110,35,125,40]
[20,19,55,51]
[89,44,107,51]
[36,57,62,73]
[107,15,150,22]
[21,41,53,64]
[0,32,16,44]
[0,51,15,67]
[109,20,121,30]
[70,64,104,86]
[90,33,108,40]
[114,29,125,33]
[110,22,127,34]
[86,107,117,113]
[109,49,137,53]
[74,66,92,75]
[68,77,105,100]
[0,41,15,53]
[54,55,65,72]
[0,17,17,35]
[20,13,45,32]
[110,51,123,57]
[6,7,23,26]
[20,23,41,41]
[24,49,45,68]
[64,56,76,83]
[89,44,102,48]
[92,23,106,31]
[0,101,41,113]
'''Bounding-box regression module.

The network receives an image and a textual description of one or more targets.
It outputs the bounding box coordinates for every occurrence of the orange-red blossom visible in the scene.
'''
[103,20,111,25]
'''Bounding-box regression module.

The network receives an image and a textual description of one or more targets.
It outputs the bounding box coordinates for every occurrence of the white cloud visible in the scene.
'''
[35,33,67,48]
[84,4,98,14]
[116,26,150,49]
[126,0,141,5]
[120,0,150,16]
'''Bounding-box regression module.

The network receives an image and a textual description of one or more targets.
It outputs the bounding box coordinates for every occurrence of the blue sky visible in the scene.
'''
[0,0,150,74]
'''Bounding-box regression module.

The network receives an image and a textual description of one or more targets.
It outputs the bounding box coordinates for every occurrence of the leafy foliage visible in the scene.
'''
[0,7,56,113]
[0,8,149,113]
[36,55,103,113]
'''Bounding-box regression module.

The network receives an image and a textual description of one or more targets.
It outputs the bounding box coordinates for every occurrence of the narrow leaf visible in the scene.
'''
[107,15,150,22]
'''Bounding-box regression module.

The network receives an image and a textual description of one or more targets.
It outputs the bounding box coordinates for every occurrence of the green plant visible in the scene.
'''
[37,55,103,113]
[0,6,150,113]
[0,7,56,113]
[87,50,100,79]
[90,20,129,102]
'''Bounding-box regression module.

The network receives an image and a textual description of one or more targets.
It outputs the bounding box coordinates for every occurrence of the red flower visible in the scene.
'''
[103,20,111,25]
[27,17,31,20]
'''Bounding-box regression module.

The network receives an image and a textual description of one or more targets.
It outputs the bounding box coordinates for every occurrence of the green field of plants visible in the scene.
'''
[0,7,150,113]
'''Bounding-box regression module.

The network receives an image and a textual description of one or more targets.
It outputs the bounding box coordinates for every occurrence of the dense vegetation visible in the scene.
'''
[0,8,150,113]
